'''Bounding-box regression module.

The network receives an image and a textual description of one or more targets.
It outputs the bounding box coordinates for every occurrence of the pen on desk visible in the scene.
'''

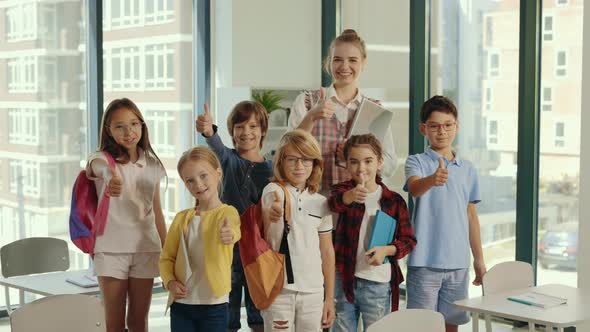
[508,298,543,308]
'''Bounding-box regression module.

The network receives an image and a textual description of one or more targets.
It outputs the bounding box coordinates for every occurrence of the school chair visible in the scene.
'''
[10,294,105,331]
[482,261,534,332]
[366,309,445,332]
[1,237,70,314]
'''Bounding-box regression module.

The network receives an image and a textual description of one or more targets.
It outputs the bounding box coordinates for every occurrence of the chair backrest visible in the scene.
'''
[0,237,70,277]
[482,261,534,296]
[367,309,445,332]
[10,294,105,332]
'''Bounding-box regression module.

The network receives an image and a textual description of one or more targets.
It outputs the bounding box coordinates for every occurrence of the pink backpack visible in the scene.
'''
[68,152,116,257]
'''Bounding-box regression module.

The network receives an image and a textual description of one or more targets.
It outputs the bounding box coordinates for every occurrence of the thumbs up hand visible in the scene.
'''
[107,174,123,197]
[196,103,214,137]
[220,218,234,245]
[310,87,337,121]
[268,191,284,223]
[430,157,449,186]
[343,173,369,205]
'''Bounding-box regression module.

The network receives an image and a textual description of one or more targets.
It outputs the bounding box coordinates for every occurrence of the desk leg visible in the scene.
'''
[546,324,553,332]
[471,312,479,332]
[484,314,492,332]
[528,322,535,332]
[4,286,11,315]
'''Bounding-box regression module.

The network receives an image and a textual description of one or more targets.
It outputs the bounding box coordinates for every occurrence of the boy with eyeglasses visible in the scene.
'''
[404,95,487,332]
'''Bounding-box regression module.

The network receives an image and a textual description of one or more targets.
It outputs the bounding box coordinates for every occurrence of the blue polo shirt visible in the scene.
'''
[404,147,481,269]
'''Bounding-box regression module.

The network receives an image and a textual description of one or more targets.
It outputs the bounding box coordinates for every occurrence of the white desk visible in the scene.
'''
[454,284,590,332]
[1,270,162,315]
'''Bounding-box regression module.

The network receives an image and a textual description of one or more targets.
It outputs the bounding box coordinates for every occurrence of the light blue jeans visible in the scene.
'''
[406,267,470,325]
[332,272,391,332]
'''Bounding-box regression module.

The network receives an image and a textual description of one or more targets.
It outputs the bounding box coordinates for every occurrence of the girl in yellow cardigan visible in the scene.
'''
[160,146,241,331]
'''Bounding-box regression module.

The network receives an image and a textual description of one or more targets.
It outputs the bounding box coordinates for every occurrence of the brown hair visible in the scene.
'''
[177,146,223,206]
[272,130,323,194]
[419,95,458,123]
[343,134,384,182]
[98,98,165,172]
[227,100,269,148]
[323,29,367,77]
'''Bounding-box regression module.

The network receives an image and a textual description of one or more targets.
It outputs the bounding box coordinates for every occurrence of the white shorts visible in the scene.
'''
[93,252,160,280]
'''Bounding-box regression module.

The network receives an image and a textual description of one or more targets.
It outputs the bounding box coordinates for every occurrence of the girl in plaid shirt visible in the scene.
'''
[288,29,398,195]
[328,134,416,332]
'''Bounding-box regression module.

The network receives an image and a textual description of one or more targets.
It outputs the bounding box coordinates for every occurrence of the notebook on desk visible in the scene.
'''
[66,274,98,288]
[508,291,567,308]
[368,210,397,264]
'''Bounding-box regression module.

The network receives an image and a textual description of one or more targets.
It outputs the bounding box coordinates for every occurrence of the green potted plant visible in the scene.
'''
[252,90,285,114]
[252,90,288,127]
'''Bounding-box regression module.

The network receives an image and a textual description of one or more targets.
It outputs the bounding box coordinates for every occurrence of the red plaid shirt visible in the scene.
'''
[304,90,380,192]
[328,180,416,311]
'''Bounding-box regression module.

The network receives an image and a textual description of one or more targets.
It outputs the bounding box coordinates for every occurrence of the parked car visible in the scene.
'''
[538,222,578,270]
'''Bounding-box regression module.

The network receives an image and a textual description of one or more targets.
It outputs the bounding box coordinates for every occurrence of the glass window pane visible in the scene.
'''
[0,1,88,313]
[432,0,520,298]
[538,0,581,288]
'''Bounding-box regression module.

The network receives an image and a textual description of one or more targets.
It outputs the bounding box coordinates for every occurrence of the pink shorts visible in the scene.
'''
[93,252,160,280]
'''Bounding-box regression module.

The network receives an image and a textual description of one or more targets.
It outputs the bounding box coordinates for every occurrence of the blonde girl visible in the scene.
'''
[288,29,398,194]
[87,98,167,332]
[160,146,241,331]
[260,129,335,332]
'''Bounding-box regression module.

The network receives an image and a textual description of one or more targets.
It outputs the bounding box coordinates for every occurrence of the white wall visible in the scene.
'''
[231,0,321,89]
[578,1,589,331]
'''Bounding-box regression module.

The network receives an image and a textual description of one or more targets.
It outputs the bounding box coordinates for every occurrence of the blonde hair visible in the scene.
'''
[177,146,223,205]
[323,29,367,77]
[272,130,323,194]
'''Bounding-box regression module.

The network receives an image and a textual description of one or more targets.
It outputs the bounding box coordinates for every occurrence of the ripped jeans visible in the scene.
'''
[261,289,324,332]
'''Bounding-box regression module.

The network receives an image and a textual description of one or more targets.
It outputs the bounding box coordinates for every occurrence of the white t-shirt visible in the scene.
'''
[261,183,333,293]
[86,149,164,253]
[354,186,392,283]
[176,216,229,305]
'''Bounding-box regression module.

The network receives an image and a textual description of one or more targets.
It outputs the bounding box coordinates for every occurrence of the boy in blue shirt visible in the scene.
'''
[404,96,486,332]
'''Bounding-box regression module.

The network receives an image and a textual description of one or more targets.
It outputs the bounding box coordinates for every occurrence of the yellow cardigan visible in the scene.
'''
[159,204,241,298]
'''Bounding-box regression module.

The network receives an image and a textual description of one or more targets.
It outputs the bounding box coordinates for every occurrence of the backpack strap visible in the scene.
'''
[273,182,294,284]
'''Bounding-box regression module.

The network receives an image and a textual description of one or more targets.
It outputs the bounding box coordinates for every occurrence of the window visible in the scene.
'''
[161,178,177,222]
[110,0,141,29]
[488,51,500,78]
[146,0,174,24]
[542,87,552,112]
[9,109,39,145]
[145,111,175,156]
[8,56,38,93]
[145,44,174,89]
[543,15,554,42]
[485,16,493,47]
[10,160,41,198]
[5,3,37,41]
[110,46,141,89]
[555,50,567,77]
[555,122,565,147]
[485,87,492,112]
[488,120,498,144]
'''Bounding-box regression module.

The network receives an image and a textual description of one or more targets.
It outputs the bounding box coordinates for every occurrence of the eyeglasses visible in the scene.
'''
[423,121,456,132]
[108,121,144,135]
[283,155,314,167]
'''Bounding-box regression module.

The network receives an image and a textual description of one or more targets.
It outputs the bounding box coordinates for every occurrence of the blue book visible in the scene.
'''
[368,210,397,264]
